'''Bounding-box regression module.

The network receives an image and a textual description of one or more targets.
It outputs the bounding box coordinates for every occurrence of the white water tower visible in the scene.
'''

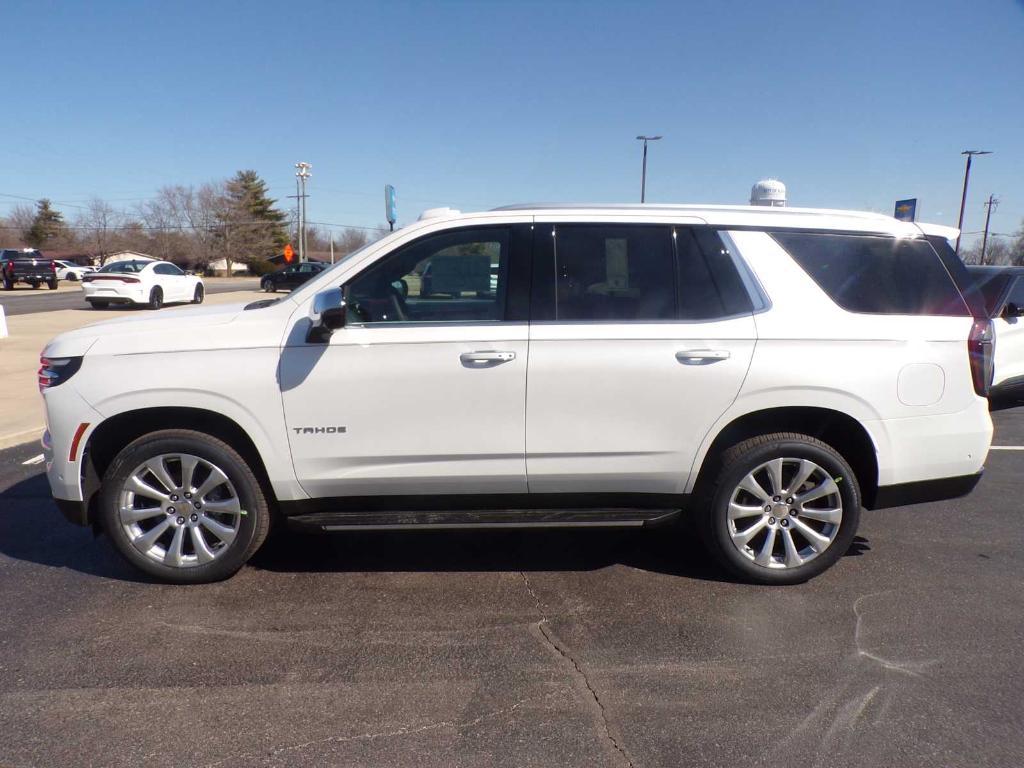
[750,178,787,207]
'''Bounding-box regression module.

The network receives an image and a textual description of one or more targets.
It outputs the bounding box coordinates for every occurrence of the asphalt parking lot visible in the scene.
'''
[1,409,1023,768]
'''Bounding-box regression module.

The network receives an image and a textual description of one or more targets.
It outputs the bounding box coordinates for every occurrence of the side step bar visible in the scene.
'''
[286,508,682,532]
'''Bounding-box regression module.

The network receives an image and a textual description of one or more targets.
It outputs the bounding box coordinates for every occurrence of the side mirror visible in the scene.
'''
[308,287,347,342]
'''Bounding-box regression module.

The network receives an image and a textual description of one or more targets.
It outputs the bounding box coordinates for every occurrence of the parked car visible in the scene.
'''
[41,203,992,585]
[261,261,328,292]
[81,258,204,310]
[1,248,58,290]
[54,260,97,281]
[966,265,1024,395]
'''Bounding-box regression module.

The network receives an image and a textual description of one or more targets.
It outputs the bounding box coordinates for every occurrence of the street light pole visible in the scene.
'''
[636,135,662,203]
[955,150,992,256]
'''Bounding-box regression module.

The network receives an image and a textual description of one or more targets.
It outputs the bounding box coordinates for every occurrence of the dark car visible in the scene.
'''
[1,248,58,290]
[260,261,329,292]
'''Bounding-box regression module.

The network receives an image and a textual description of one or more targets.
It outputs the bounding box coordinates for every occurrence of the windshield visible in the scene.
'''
[99,260,149,273]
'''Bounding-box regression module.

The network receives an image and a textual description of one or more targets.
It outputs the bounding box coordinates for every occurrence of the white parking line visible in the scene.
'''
[21,453,45,465]
[990,446,1024,451]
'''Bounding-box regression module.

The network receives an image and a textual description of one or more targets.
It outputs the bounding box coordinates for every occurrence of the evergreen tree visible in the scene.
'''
[24,199,67,248]
[216,171,289,274]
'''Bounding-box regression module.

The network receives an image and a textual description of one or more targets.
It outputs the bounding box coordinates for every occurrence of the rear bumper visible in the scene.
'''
[870,471,983,510]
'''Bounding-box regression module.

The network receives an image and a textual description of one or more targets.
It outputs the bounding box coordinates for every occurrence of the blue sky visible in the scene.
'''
[3,0,1022,244]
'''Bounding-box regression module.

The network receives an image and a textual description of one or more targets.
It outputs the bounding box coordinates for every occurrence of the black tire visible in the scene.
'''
[192,284,205,304]
[67,273,78,281]
[47,278,58,289]
[2,278,12,290]
[148,286,163,310]
[697,432,861,585]
[98,429,271,584]
[89,300,110,309]
[262,278,275,293]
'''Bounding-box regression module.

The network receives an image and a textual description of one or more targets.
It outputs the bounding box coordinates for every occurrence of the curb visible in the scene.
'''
[0,426,44,452]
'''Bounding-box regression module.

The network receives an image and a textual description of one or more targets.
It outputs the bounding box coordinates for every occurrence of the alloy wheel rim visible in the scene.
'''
[727,457,843,569]
[118,453,243,568]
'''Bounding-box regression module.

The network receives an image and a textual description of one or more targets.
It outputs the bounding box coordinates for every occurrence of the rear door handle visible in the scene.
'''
[461,350,516,364]
[676,349,731,365]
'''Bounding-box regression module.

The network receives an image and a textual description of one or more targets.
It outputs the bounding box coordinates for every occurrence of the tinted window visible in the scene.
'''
[346,227,509,323]
[675,228,730,320]
[154,263,184,276]
[553,225,675,321]
[772,232,969,316]
[100,260,148,273]
[1006,278,1024,312]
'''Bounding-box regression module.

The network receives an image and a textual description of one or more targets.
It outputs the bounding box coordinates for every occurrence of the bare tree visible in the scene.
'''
[74,198,125,264]
[3,204,39,247]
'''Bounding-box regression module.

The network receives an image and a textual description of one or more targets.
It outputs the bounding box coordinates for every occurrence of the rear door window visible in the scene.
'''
[771,232,969,316]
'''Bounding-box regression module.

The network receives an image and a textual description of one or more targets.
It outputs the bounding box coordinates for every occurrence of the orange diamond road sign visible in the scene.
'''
[283,244,294,263]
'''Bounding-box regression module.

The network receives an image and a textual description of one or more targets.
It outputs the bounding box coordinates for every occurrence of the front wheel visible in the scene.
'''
[148,286,163,310]
[262,278,275,293]
[697,433,860,585]
[98,429,271,583]
[192,284,205,304]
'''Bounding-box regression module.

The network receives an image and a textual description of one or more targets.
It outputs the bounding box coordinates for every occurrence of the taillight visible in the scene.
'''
[38,356,83,393]
[968,319,994,397]
[50,261,57,272]
[4,261,12,274]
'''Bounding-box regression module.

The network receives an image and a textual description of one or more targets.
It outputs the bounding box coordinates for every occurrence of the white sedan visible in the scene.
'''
[82,259,204,310]
[54,260,97,281]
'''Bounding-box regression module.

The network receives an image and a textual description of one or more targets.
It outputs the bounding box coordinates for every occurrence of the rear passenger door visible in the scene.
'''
[525,223,757,495]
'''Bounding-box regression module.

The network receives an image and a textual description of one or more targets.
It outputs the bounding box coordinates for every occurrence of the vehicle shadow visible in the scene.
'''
[0,471,871,584]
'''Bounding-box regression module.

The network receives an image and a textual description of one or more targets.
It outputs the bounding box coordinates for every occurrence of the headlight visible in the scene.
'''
[38,356,83,392]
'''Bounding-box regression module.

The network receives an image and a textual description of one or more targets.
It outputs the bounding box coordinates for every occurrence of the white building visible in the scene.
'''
[104,250,155,264]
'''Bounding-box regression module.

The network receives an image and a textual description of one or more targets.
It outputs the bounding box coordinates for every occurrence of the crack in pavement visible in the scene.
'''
[853,591,937,677]
[520,572,636,768]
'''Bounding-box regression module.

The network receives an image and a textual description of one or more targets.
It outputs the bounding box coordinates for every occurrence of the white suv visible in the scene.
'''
[39,204,993,585]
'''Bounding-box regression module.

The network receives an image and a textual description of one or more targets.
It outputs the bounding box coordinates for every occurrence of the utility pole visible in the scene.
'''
[636,135,662,203]
[294,162,312,262]
[981,194,1000,265]
[955,150,992,255]
[330,235,335,264]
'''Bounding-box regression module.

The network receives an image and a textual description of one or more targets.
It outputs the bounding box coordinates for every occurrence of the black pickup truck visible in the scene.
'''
[1,248,58,290]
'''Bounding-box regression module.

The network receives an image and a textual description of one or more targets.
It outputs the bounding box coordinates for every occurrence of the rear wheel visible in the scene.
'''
[47,278,57,289]
[697,433,860,585]
[148,286,163,310]
[66,273,78,282]
[2,278,12,290]
[192,284,205,304]
[98,430,271,583]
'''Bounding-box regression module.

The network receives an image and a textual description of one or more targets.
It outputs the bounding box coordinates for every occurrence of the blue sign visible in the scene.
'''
[894,198,917,222]
[385,185,397,225]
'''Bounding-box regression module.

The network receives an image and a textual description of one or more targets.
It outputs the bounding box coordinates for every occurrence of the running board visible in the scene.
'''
[286,508,682,532]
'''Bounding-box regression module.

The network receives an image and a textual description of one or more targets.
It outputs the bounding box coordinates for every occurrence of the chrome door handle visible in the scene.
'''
[460,350,516,364]
[676,349,730,365]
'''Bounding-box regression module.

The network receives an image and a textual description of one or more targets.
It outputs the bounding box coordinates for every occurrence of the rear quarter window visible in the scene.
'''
[771,232,969,316]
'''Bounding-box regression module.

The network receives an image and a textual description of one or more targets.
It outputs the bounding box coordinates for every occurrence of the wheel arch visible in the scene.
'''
[690,406,881,508]
[83,406,280,526]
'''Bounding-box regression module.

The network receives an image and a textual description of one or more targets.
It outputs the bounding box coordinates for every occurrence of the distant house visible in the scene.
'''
[104,250,155,265]
[206,258,251,276]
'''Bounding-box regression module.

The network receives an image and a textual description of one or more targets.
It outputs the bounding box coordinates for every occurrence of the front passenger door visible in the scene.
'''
[280,222,532,499]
